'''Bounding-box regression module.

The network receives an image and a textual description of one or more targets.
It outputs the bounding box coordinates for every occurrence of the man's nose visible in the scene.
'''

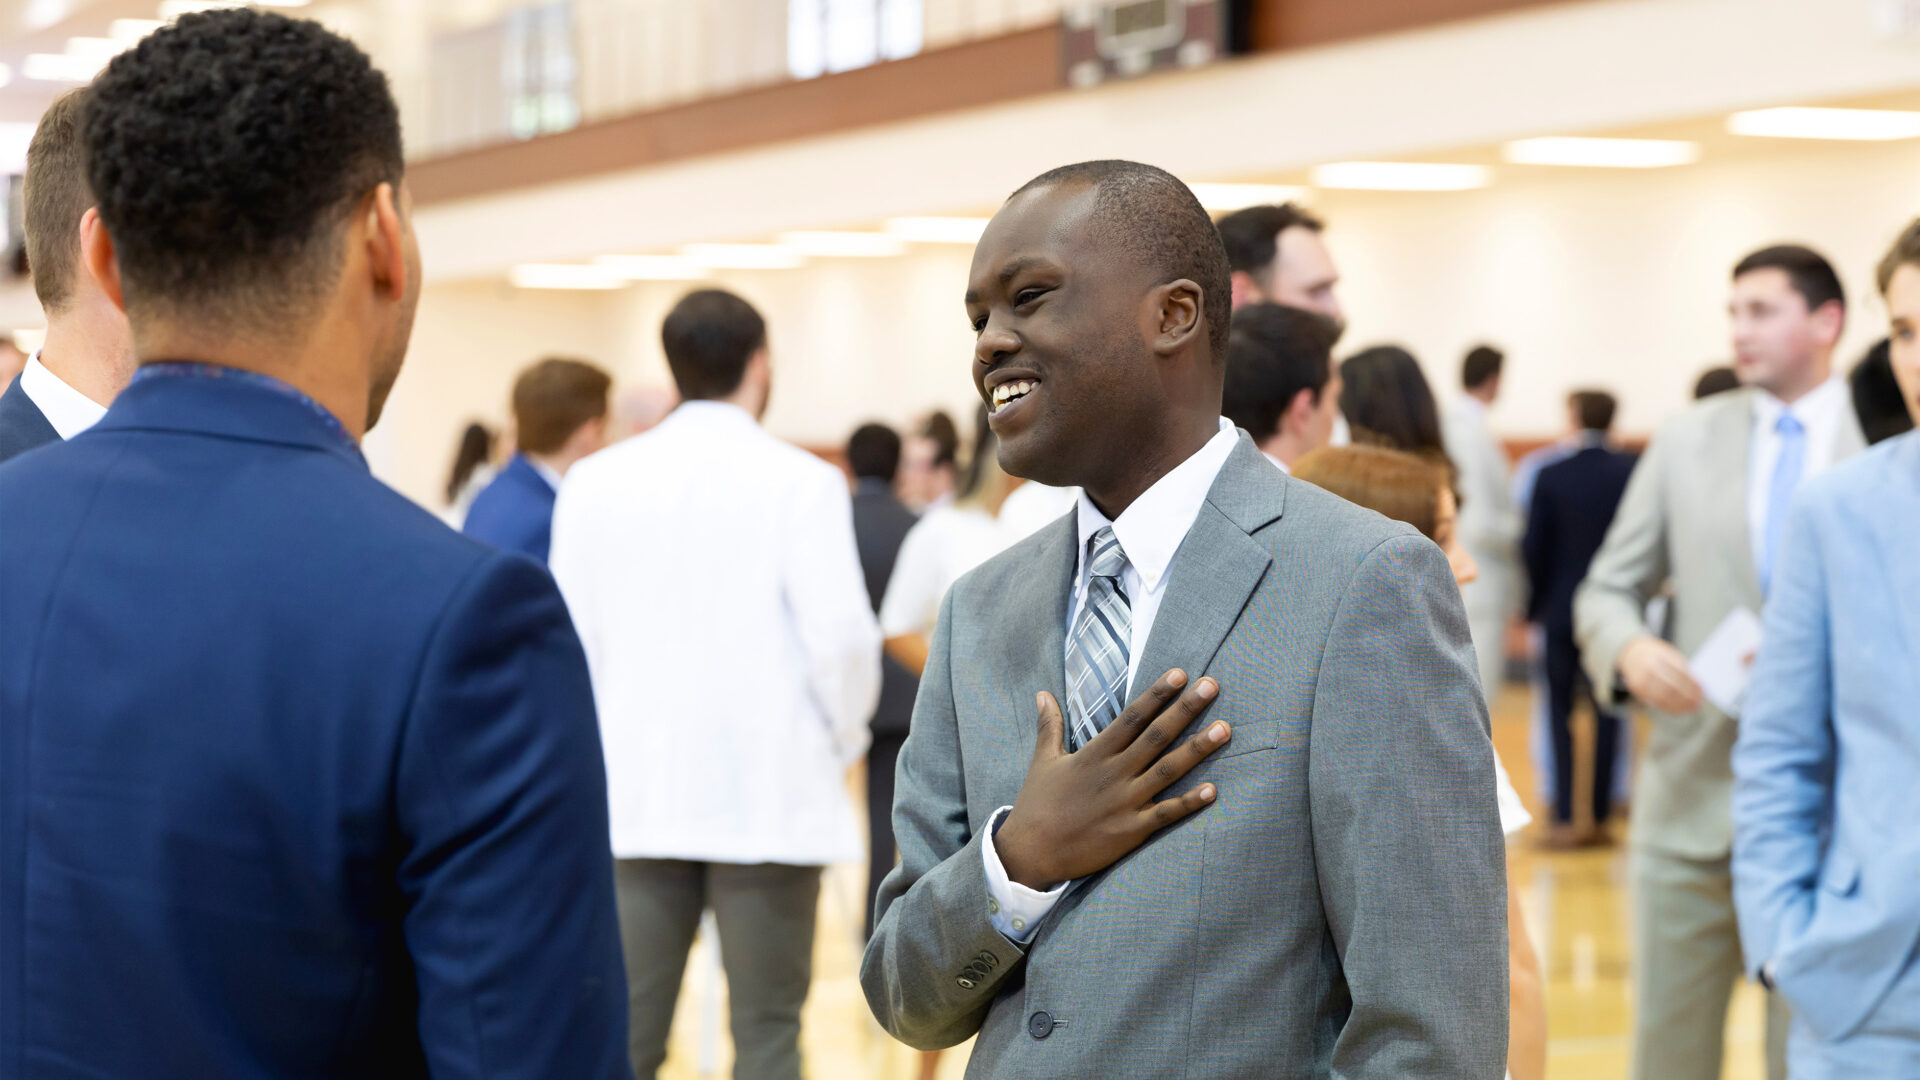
[975,323,1019,368]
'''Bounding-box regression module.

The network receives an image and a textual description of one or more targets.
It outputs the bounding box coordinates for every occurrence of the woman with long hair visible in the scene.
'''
[1293,443,1548,1080]
[439,421,497,528]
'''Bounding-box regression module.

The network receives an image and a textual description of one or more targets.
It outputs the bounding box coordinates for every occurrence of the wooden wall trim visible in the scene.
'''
[1245,0,1567,52]
[410,25,1064,206]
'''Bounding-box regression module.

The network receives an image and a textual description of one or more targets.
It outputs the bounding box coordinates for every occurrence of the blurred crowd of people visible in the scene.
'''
[2,8,1917,1080]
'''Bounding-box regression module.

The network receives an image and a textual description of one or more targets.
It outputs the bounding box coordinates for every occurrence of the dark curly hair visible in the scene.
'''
[83,8,403,329]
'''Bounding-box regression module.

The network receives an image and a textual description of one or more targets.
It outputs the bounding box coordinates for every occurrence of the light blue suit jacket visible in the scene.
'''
[1733,430,1920,1043]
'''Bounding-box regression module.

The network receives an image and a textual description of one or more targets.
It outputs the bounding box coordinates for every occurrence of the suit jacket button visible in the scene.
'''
[1028,1011,1054,1039]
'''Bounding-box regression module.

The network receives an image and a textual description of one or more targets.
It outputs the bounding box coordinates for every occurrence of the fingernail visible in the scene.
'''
[1200,784,1216,801]
[1196,679,1217,700]
[1167,670,1187,688]
[1036,692,1046,709]
[1208,722,1228,743]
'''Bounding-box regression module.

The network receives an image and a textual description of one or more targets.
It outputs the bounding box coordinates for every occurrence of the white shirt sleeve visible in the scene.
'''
[980,806,1068,943]
[1493,751,1533,838]
[879,514,946,639]
[781,470,882,766]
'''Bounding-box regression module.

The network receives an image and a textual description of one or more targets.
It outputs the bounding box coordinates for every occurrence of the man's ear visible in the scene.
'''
[1283,386,1317,432]
[80,207,127,313]
[1812,299,1845,348]
[1150,279,1204,356]
[366,182,408,302]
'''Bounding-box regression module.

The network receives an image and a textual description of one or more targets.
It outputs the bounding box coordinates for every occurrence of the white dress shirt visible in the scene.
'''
[549,401,881,866]
[1746,376,1850,576]
[879,505,1010,639]
[19,352,107,440]
[527,455,562,491]
[984,418,1240,941]
[1262,450,1291,474]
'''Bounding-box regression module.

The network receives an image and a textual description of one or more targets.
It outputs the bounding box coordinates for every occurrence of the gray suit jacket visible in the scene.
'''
[1574,386,1865,859]
[862,436,1508,1079]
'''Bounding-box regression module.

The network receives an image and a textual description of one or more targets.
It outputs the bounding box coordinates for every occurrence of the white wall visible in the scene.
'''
[380,133,1920,506]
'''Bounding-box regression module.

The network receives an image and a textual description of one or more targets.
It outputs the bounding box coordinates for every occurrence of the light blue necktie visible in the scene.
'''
[1065,527,1132,752]
[1760,411,1806,596]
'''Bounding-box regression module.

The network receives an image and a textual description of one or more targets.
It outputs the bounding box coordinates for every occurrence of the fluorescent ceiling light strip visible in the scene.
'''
[1186,182,1308,211]
[1503,136,1699,168]
[593,254,710,280]
[510,264,627,290]
[681,243,806,269]
[885,217,990,244]
[778,231,907,257]
[1310,162,1491,191]
[65,37,126,62]
[1728,107,1920,141]
[23,53,102,82]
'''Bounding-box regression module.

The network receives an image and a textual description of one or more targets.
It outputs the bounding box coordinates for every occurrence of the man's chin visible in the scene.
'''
[997,432,1069,486]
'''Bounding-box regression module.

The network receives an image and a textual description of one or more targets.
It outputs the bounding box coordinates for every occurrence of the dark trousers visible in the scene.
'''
[614,858,822,1080]
[1545,622,1622,826]
[866,731,907,938]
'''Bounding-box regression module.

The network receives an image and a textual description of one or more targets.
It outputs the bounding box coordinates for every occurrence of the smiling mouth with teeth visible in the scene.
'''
[990,379,1038,413]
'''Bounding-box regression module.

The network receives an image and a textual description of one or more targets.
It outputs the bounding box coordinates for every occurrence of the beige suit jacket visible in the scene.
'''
[1574,386,1864,858]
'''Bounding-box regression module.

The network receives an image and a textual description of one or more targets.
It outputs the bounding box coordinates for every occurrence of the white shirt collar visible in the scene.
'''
[1752,375,1847,432]
[1261,450,1291,474]
[526,455,564,491]
[19,351,108,440]
[668,399,760,430]
[1075,417,1239,593]
[1453,394,1487,419]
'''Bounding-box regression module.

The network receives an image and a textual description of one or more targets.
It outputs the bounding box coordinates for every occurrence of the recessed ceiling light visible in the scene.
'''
[885,217,990,244]
[1728,107,1920,141]
[1503,136,1700,168]
[778,231,907,257]
[510,264,627,290]
[593,254,710,281]
[1186,182,1309,211]
[1310,162,1492,191]
[680,243,806,270]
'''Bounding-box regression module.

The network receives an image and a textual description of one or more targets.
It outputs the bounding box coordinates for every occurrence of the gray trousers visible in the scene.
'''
[615,858,822,1080]
[1631,846,1790,1080]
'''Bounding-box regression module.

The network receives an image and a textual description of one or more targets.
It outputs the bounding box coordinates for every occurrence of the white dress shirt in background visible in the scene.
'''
[1746,376,1850,576]
[549,401,881,866]
[20,352,107,440]
[879,505,1010,639]
[984,418,1239,941]
[995,479,1080,545]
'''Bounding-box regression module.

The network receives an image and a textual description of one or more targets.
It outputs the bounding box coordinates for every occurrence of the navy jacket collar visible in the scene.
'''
[92,365,366,469]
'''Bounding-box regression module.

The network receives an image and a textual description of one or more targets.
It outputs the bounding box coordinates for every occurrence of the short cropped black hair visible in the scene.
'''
[1733,244,1845,315]
[847,422,903,482]
[84,9,403,330]
[1215,203,1324,279]
[1569,389,1616,432]
[1849,338,1915,445]
[1222,303,1340,440]
[1694,366,1740,399]
[1462,345,1504,391]
[661,289,767,401]
[1011,160,1232,363]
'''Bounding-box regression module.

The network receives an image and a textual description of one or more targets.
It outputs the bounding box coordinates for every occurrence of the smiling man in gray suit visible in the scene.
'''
[861,160,1508,1078]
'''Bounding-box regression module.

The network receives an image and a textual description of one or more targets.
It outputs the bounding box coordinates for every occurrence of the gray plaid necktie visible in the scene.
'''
[1065,527,1133,752]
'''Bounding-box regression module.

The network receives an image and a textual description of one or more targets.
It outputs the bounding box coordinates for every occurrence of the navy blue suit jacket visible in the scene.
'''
[1522,441,1638,630]
[0,370,628,1079]
[463,453,558,563]
[0,374,58,466]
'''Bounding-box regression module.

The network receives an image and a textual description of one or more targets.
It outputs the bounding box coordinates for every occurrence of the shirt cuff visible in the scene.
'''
[980,806,1067,943]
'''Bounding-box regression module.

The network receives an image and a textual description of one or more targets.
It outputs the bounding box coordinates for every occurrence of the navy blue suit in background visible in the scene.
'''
[463,453,559,562]
[1523,438,1638,828]
[0,374,58,466]
[0,369,629,1079]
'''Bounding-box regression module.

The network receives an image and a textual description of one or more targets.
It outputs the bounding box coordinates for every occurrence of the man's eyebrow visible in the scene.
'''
[966,256,1052,306]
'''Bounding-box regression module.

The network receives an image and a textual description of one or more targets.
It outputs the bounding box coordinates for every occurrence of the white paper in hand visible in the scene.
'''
[1690,606,1764,717]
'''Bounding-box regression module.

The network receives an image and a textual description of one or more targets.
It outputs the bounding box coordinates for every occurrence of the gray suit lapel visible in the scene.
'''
[1708,395,1763,607]
[1127,437,1281,700]
[999,510,1076,744]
